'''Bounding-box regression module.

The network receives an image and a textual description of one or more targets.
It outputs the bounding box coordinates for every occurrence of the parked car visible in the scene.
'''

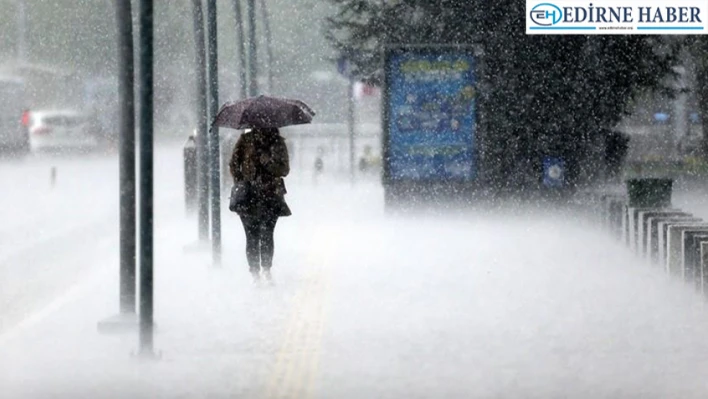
[28,109,98,153]
[0,76,30,155]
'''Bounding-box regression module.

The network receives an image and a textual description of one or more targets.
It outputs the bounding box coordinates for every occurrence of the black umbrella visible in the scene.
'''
[212,95,315,130]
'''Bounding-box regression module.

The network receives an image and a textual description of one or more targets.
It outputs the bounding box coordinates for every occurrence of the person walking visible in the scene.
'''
[229,127,291,283]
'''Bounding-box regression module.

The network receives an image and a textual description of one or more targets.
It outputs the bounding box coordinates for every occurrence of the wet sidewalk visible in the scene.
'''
[4,180,708,398]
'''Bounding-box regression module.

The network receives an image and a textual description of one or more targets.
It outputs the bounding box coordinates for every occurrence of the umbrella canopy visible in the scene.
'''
[212,95,315,130]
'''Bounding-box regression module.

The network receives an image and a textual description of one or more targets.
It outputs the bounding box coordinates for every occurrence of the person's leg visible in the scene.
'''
[240,215,262,274]
[259,216,279,271]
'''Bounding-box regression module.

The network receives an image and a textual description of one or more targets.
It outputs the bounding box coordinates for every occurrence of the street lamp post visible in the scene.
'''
[206,0,222,265]
[137,0,155,357]
[116,0,137,316]
[96,0,139,335]
[348,75,356,183]
[192,0,210,242]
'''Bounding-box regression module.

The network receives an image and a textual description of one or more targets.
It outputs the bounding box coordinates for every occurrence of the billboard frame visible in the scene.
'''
[382,43,483,207]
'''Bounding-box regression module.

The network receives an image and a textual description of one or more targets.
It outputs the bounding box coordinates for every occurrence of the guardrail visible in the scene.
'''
[592,178,708,297]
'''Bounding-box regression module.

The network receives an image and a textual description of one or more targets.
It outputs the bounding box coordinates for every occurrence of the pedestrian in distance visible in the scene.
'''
[313,145,325,184]
[229,127,291,284]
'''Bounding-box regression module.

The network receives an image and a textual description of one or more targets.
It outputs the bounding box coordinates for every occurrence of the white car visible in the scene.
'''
[28,110,98,153]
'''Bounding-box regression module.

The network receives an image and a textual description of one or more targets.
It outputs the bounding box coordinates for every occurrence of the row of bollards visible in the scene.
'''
[593,178,708,295]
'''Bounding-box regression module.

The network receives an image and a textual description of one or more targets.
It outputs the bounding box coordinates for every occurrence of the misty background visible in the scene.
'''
[1,0,705,193]
[0,0,373,132]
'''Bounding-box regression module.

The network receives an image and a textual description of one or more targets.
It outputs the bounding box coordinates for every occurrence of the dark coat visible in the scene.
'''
[229,131,291,218]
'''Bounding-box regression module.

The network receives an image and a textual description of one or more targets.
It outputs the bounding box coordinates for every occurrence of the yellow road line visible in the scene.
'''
[263,226,335,399]
[304,267,332,398]
[266,270,322,399]
[264,281,309,398]
[287,272,321,397]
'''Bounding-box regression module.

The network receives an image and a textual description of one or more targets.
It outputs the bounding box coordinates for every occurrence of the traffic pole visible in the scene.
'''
[138,0,155,357]
[192,0,210,242]
[117,0,137,315]
[207,0,222,266]
[348,76,356,184]
[97,0,138,335]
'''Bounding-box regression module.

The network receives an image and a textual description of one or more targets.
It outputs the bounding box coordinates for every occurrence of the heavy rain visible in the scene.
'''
[2,1,708,398]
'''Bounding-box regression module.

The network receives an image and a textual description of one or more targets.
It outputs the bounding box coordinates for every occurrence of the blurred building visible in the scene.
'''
[618,49,702,163]
[0,62,83,110]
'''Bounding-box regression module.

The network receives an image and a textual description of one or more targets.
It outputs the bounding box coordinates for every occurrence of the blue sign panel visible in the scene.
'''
[542,157,565,187]
[337,56,352,79]
[386,51,476,181]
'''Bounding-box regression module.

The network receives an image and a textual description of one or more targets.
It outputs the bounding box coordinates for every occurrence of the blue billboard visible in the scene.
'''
[385,49,477,181]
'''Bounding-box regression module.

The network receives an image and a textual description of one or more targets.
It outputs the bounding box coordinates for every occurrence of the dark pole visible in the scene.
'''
[192,0,210,241]
[259,0,273,93]
[232,0,248,99]
[348,76,356,183]
[246,0,258,96]
[116,0,136,314]
[206,0,222,265]
[138,0,155,356]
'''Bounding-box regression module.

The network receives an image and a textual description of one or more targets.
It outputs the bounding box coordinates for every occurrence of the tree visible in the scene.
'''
[690,37,708,158]
[326,0,678,192]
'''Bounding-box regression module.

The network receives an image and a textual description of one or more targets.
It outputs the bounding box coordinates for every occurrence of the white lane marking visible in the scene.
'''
[0,239,113,348]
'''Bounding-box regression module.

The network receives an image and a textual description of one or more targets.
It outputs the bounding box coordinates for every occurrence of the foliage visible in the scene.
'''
[326,0,679,190]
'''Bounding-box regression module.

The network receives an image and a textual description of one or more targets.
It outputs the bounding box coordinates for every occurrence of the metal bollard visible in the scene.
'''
[700,242,708,295]
[184,134,197,214]
[621,204,631,246]
[638,211,689,259]
[655,217,701,267]
[628,207,666,252]
[666,223,708,277]
[683,232,708,289]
